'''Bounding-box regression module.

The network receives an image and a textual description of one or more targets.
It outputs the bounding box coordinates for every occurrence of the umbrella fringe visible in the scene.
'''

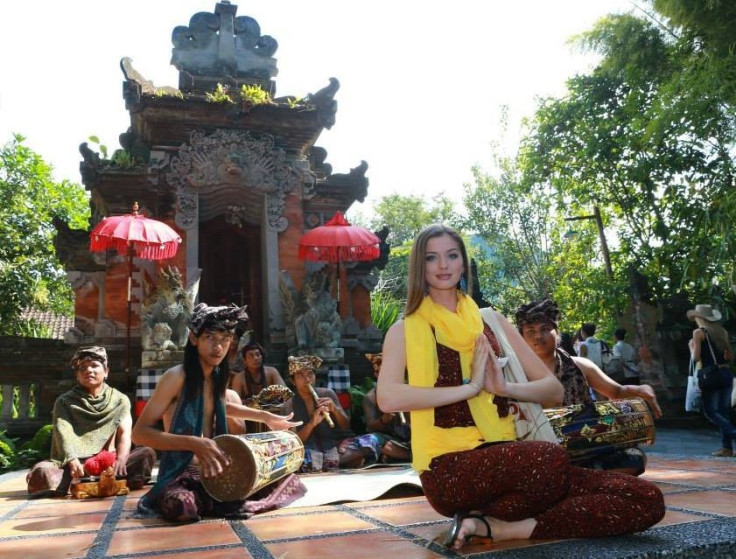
[298,244,380,263]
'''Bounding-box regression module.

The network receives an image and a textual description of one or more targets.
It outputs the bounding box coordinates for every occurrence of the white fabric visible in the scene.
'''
[480,308,559,443]
[286,466,421,507]
[685,358,702,412]
[581,337,603,369]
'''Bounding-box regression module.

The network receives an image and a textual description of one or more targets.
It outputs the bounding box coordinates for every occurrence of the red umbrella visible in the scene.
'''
[89,202,182,372]
[298,211,380,311]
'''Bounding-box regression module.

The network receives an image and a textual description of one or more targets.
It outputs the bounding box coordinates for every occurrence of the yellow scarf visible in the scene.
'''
[405,294,515,471]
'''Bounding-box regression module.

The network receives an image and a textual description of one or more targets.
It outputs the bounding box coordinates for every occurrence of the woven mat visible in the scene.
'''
[286,465,422,508]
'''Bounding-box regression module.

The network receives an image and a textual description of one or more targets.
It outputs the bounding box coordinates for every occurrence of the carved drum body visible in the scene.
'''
[544,397,655,461]
[202,431,304,502]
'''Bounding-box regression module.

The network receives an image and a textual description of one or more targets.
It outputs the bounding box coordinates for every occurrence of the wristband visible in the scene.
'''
[463,378,481,396]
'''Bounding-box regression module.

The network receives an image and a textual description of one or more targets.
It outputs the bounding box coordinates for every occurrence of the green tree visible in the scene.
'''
[520,13,735,306]
[463,152,625,333]
[0,134,89,334]
[367,193,461,301]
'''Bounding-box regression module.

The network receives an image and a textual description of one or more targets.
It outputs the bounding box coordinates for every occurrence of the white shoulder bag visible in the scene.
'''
[480,307,559,443]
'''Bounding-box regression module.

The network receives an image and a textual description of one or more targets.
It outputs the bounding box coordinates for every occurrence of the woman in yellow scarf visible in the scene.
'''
[377,225,664,551]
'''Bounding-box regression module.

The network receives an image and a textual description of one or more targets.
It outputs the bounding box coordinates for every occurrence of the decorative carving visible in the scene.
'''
[279,269,341,351]
[168,129,305,231]
[53,217,104,272]
[307,78,340,130]
[171,3,278,84]
[140,266,195,353]
[120,57,181,98]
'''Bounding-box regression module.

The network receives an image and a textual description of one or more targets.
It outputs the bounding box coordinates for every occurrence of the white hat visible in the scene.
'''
[686,304,722,322]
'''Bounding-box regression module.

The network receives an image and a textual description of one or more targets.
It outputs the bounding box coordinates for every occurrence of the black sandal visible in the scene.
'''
[444,511,493,548]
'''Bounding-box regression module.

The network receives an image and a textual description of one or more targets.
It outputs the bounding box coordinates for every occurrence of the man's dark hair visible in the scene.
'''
[515,298,560,332]
[614,328,627,340]
[581,323,597,337]
[183,329,231,399]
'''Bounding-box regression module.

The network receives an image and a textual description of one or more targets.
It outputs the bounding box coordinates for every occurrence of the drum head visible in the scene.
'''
[202,435,257,502]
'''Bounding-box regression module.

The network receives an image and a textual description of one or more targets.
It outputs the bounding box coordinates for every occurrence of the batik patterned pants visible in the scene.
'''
[420,440,664,538]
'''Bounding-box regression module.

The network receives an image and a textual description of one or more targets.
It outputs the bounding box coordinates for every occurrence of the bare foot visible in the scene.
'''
[449,514,492,551]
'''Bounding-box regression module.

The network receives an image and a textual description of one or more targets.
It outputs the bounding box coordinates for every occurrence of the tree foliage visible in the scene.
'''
[519,12,735,308]
[0,134,89,334]
[366,193,461,300]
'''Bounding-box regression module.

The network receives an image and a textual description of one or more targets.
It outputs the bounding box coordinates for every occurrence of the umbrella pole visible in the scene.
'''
[126,248,132,376]
[336,261,341,316]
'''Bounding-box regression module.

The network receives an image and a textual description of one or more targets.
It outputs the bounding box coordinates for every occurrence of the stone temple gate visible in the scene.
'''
[54,1,385,375]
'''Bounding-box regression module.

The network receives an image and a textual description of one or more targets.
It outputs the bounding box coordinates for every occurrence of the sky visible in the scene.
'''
[0,0,636,216]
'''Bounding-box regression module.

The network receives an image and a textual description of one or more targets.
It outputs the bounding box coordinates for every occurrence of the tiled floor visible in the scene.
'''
[0,454,734,559]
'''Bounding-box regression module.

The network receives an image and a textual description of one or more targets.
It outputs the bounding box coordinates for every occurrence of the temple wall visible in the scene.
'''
[351,283,371,328]
[278,193,305,289]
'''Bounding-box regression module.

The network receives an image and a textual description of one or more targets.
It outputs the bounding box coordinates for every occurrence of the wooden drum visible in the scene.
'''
[544,397,655,461]
[202,431,305,502]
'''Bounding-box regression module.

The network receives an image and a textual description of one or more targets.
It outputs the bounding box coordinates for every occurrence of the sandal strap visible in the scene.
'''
[468,513,492,539]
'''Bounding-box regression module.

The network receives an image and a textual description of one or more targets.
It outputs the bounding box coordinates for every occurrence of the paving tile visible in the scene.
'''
[106,521,240,556]
[350,496,427,509]
[116,515,172,529]
[244,509,375,540]
[0,512,106,537]
[652,482,697,494]
[137,548,253,559]
[652,459,722,471]
[656,509,715,527]
[0,489,29,503]
[666,490,736,516]
[16,498,114,518]
[356,500,446,525]
[0,532,96,559]
[261,504,337,516]
[266,530,445,558]
[642,469,736,487]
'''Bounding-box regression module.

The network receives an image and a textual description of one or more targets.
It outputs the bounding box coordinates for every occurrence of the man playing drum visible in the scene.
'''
[516,299,662,476]
[132,303,304,522]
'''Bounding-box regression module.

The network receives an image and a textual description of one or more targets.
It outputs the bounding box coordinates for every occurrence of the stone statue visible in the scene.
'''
[141,266,195,352]
[279,269,341,350]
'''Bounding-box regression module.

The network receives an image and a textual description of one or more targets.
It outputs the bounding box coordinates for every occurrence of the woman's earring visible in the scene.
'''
[460,274,467,292]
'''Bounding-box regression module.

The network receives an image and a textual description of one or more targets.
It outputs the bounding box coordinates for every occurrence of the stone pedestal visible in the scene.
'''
[141,350,184,371]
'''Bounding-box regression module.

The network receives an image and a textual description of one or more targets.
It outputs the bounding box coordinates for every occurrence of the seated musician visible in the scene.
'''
[26,346,156,498]
[361,353,411,463]
[515,298,662,475]
[282,355,372,469]
[132,303,304,522]
[229,340,287,406]
[230,340,288,433]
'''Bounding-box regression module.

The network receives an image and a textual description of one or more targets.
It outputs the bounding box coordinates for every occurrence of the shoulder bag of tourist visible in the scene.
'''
[685,356,701,412]
[697,332,733,391]
[479,308,559,443]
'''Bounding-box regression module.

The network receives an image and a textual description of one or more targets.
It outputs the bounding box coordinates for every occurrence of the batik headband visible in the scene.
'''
[71,346,108,369]
[188,303,249,335]
[288,355,323,375]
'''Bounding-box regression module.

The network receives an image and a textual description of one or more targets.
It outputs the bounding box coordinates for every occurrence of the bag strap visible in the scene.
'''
[702,328,719,366]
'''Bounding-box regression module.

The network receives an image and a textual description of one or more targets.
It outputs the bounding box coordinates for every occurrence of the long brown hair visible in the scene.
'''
[694,317,732,354]
[405,224,472,316]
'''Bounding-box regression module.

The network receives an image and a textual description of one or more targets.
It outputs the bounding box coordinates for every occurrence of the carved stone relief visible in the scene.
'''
[167,129,310,232]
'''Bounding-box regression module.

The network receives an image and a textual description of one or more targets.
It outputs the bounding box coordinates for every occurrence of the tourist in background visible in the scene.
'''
[612,328,640,385]
[687,304,736,457]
